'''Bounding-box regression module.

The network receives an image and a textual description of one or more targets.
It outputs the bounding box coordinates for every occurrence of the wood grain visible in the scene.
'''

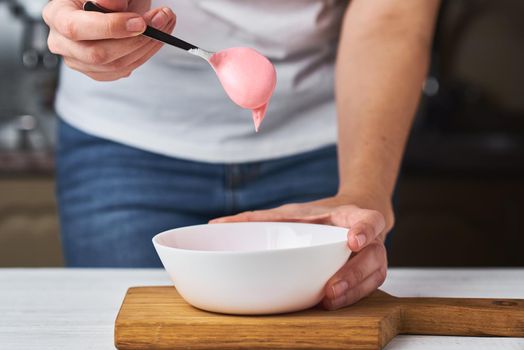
[114,287,524,350]
[400,296,524,336]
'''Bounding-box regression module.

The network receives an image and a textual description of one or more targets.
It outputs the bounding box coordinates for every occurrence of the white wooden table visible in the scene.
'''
[1,268,523,350]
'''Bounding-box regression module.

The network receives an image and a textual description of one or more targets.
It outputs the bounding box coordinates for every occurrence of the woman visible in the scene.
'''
[43,0,440,310]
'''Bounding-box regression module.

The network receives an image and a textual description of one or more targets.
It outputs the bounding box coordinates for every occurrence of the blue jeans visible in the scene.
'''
[56,120,339,267]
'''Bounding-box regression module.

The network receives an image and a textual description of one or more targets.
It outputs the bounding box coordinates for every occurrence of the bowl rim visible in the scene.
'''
[152,222,350,256]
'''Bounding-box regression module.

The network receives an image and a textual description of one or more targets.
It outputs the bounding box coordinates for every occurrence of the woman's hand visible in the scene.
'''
[210,195,394,310]
[43,0,176,81]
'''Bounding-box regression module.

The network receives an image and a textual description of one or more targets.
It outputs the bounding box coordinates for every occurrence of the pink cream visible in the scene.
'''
[209,48,276,132]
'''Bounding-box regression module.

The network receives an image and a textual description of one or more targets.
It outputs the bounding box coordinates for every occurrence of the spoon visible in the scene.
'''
[83,1,276,131]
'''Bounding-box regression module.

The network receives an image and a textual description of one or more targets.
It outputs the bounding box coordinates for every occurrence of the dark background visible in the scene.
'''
[392,0,524,266]
[0,0,523,267]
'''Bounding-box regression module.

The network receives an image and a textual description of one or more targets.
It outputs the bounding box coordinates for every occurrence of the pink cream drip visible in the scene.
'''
[209,48,276,131]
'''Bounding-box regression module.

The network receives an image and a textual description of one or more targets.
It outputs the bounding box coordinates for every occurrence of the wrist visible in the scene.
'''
[336,186,390,209]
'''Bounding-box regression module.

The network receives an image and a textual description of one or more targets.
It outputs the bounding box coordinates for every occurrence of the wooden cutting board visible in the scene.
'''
[115,286,524,350]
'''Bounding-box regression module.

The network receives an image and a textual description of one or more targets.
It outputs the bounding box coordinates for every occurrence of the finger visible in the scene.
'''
[56,9,174,71]
[324,241,387,300]
[63,39,160,73]
[210,202,315,223]
[211,212,326,224]
[50,31,150,66]
[210,210,287,224]
[123,39,165,71]
[323,266,387,310]
[146,7,176,30]
[84,70,132,82]
[331,206,386,251]
[82,30,170,82]
[44,1,146,41]
[66,16,173,80]
[94,15,174,73]
[95,0,129,12]
[347,222,379,252]
[127,0,153,15]
[211,202,334,224]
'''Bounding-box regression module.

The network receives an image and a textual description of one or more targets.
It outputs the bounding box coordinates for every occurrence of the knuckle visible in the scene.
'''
[63,58,76,70]
[350,267,364,285]
[244,211,256,220]
[59,17,78,40]
[369,209,382,221]
[105,17,123,37]
[330,209,343,222]
[107,59,127,71]
[386,211,395,232]
[42,6,51,25]
[86,72,102,81]
[348,286,362,304]
[135,36,150,47]
[371,243,386,262]
[361,222,374,238]
[47,34,59,54]
[331,210,349,227]
[85,46,108,65]
[111,72,129,81]
[370,209,386,229]
[280,203,299,211]
[105,19,116,37]
[86,72,115,82]
[376,268,387,286]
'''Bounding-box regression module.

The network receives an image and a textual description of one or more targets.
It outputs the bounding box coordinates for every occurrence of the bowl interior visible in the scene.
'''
[154,222,348,253]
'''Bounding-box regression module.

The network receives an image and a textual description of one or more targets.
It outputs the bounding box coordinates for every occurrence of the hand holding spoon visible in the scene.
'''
[84,1,276,131]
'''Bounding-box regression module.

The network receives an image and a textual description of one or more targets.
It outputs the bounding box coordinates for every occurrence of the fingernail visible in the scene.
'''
[330,295,347,309]
[126,17,145,33]
[331,280,349,299]
[355,234,366,248]
[162,7,174,18]
[152,9,168,28]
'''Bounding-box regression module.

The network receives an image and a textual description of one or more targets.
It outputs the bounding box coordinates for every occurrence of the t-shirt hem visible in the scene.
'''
[56,99,338,164]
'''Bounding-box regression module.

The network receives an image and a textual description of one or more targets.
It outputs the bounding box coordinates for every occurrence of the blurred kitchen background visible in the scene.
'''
[0,0,523,267]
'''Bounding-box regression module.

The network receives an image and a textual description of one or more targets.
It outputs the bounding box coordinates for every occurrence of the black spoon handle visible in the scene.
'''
[83,1,197,51]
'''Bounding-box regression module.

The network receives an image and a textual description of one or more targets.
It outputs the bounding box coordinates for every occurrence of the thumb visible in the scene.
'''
[330,206,385,252]
[95,0,129,12]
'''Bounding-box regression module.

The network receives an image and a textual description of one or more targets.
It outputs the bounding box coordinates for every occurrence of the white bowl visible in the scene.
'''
[153,222,351,315]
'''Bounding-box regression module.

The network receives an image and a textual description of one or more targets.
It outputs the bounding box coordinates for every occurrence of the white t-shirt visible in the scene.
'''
[56,0,346,163]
